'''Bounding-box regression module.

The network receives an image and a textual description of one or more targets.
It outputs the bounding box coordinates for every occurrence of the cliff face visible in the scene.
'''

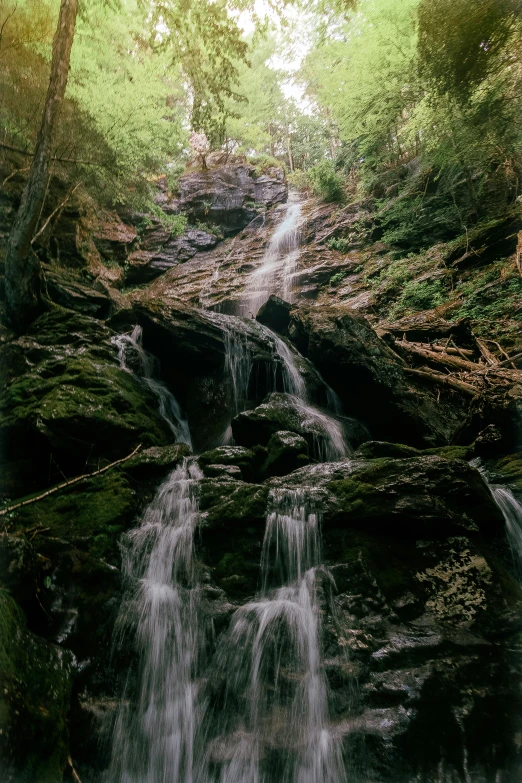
[1,159,522,782]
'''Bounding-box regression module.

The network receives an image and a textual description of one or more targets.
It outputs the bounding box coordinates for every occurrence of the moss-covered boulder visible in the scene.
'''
[0,308,171,497]
[261,430,310,477]
[231,392,363,456]
[288,304,473,448]
[0,591,72,783]
[271,454,504,537]
[198,446,256,481]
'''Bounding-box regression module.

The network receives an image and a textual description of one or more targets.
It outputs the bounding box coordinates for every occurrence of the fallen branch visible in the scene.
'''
[31,181,82,245]
[482,338,517,368]
[0,444,142,518]
[68,756,83,783]
[396,340,481,374]
[475,338,497,367]
[404,366,478,396]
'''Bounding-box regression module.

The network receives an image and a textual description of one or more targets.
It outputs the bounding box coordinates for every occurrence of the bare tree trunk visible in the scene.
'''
[4,0,78,332]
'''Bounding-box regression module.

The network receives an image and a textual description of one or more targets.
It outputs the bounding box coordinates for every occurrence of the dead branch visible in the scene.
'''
[68,756,83,783]
[31,181,82,245]
[0,444,142,518]
[403,366,478,396]
[475,338,497,367]
[396,340,481,374]
[516,230,522,277]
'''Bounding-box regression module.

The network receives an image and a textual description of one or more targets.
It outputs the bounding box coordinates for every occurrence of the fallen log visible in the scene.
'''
[403,367,478,396]
[380,317,474,347]
[396,340,482,374]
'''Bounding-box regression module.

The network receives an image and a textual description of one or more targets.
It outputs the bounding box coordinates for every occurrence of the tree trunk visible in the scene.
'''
[4,0,78,332]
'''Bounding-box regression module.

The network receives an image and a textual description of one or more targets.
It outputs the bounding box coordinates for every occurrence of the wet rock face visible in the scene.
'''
[177,163,287,235]
[196,456,522,781]
[288,304,472,448]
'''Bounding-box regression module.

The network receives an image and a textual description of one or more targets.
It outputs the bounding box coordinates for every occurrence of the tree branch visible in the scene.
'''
[0,444,142,518]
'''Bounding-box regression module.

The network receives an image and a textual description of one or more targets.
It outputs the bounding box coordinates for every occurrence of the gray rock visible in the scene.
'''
[178,162,287,235]
[256,294,292,335]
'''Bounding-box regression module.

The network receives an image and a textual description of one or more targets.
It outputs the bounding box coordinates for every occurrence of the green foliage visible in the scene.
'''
[392,278,447,315]
[308,160,345,202]
[249,154,285,175]
[287,169,311,191]
[301,0,522,249]
[329,271,347,286]
[327,236,351,252]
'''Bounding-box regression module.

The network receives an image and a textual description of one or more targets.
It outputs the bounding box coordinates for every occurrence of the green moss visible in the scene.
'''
[0,591,71,782]
[9,471,137,564]
[423,445,475,461]
[199,480,269,529]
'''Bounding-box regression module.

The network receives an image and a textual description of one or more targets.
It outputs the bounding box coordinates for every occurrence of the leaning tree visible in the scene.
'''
[4,0,78,332]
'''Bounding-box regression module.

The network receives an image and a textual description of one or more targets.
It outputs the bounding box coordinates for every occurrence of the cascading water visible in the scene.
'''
[477,461,522,572]
[113,325,192,448]
[199,488,345,783]
[107,192,351,782]
[240,193,303,318]
[107,458,203,783]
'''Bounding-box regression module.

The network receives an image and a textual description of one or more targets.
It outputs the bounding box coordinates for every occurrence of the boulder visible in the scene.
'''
[270,455,505,537]
[126,228,220,284]
[288,304,472,448]
[261,430,310,477]
[0,592,72,782]
[256,294,292,335]
[231,392,366,458]
[0,308,171,496]
[177,162,287,235]
[198,446,256,481]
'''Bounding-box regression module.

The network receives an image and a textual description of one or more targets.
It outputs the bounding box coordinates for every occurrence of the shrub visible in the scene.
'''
[308,160,345,203]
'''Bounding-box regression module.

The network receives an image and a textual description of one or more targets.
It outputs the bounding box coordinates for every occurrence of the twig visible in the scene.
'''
[1,165,29,187]
[516,230,522,278]
[0,444,142,517]
[0,142,105,167]
[474,338,497,367]
[31,181,82,245]
[68,756,83,783]
[482,338,516,368]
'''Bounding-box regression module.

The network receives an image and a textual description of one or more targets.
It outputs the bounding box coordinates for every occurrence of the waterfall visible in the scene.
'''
[199,488,345,783]
[241,193,303,318]
[107,458,203,783]
[113,325,192,448]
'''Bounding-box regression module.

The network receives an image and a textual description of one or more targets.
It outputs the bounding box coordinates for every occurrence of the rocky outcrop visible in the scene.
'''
[176,160,287,235]
[288,304,473,448]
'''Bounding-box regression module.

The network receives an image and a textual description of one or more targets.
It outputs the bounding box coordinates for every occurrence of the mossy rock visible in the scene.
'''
[199,478,268,530]
[198,446,256,481]
[325,456,504,536]
[124,443,191,480]
[487,451,522,492]
[0,308,172,496]
[0,591,72,782]
[355,441,421,459]
[261,430,310,477]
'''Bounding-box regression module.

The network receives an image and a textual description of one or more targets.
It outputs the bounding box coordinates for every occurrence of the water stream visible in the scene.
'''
[113,325,192,448]
[239,192,303,318]
[198,489,345,783]
[108,194,349,781]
